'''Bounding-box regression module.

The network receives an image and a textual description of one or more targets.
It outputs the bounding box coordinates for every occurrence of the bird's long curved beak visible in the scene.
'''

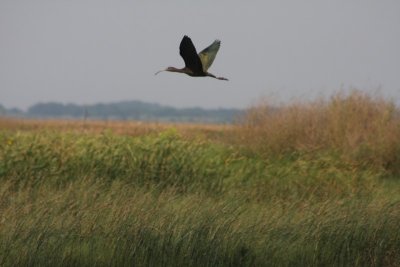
[155,70,164,75]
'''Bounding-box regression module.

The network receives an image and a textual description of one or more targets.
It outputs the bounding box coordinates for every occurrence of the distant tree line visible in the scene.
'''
[0,101,242,123]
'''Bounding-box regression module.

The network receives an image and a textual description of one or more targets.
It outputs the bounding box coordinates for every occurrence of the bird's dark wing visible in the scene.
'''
[179,36,204,74]
[198,40,221,72]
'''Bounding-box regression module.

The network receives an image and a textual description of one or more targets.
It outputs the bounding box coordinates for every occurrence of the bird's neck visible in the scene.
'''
[167,67,185,73]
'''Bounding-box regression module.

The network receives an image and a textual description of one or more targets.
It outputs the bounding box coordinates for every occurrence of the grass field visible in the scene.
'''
[1,91,399,266]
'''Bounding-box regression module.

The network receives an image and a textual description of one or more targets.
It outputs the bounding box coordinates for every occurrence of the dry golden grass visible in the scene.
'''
[237,90,400,172]
[0,117,234,142]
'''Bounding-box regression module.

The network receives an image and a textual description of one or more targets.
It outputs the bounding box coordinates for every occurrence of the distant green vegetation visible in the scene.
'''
[1,100,242,123]
[0,91,399,266]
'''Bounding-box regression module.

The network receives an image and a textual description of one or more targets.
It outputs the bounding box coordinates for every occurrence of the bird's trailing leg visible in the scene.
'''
[207,72,229,81]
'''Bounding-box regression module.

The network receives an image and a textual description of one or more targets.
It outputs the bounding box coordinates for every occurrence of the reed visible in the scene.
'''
[0,90,399,266]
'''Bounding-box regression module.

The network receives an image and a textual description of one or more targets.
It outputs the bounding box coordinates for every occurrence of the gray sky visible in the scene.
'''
[1,0,399,110]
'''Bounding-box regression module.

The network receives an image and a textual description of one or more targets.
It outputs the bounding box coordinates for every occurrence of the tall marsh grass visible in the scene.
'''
[238,91,400,174]
[0,90,399,266]
[0,178,399,266]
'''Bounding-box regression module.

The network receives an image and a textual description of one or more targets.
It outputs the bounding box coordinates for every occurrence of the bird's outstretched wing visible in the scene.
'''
[198,40,221,72]
[179,36,204,74]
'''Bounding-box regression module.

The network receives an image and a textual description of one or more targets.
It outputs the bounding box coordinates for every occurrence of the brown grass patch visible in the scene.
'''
[236,90,400,172]
[0,117,234,142]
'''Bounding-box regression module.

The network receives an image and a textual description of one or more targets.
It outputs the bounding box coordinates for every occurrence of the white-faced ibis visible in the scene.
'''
[155,35,228,81]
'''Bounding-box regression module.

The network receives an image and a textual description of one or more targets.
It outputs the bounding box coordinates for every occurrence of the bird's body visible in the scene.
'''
[156,36,228,81]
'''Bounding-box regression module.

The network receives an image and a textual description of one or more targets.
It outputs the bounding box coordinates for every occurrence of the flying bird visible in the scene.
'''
[155,35,228,81]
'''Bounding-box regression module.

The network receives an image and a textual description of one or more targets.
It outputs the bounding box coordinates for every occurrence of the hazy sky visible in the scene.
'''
[1,1,399,110]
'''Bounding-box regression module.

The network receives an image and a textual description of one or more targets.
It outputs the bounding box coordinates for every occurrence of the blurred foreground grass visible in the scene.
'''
[0,91,399,266]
